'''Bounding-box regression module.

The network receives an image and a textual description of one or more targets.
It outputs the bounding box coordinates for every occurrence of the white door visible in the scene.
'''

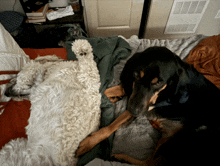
[82,0,144,38]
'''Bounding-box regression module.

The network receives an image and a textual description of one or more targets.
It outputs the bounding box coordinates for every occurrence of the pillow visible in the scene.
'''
[0,23,28,57]
[0,23,30,103]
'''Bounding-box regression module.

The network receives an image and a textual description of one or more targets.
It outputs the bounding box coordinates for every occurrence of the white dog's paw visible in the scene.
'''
[71,39,93,59]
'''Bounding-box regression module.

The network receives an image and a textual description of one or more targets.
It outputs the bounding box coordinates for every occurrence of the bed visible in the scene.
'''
[0,22,219,166]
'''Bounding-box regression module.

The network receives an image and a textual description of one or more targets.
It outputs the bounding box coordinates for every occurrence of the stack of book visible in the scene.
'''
[26,3,49,23]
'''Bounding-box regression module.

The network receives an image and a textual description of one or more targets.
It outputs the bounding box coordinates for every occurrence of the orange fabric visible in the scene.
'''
[0,48,67,150]
[0,100,31,149]
[0,80,12,84]
[0,71,19,85]
[0,71,19,75]
[22,48,67,60]
[186,35,220,89]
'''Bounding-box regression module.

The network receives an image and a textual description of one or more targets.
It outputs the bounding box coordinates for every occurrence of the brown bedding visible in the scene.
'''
[186,35,220,89]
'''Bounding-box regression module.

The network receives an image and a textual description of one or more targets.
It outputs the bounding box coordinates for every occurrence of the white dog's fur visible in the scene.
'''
[0,40,101,166]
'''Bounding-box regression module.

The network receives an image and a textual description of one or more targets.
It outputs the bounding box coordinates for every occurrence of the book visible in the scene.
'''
[26,3,49,17]
[26,17,46,23]
[27,13,46,20]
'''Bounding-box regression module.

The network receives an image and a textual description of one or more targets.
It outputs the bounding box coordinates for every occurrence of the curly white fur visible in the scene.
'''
[0,40,101,166]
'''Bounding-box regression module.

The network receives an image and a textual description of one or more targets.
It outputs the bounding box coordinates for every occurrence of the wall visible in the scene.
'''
[144,0,220,39]
[0,0,25,15]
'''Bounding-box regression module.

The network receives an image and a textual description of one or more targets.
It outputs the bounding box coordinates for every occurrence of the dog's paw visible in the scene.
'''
[104,85,125,103]
[76,134,95,157]
[76,127,110,157]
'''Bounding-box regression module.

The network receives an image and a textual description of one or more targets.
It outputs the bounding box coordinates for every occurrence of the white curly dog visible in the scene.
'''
[0,40,101,166]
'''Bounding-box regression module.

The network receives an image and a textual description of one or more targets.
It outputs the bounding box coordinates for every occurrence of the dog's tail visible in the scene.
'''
[71,39,93,60]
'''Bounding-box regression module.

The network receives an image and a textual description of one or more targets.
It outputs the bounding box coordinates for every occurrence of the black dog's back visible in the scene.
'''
[152,52,220,165]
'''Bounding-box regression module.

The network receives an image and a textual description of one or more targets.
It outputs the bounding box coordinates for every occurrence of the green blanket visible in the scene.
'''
[65,35,131,165]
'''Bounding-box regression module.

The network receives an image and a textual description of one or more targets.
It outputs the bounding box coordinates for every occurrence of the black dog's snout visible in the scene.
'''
[127,97,147,117]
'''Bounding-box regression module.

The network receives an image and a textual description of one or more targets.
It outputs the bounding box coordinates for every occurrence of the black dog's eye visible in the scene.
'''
[151,77,162,87]
[151,77,158,84]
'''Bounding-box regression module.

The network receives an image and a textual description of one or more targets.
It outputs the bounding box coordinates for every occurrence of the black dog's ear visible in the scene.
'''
[157,55,190,105]
[167,72,180,93]
[167,67,190,104]
[158,66,188,105]
[167,68,183,88]
[177,68,183,76]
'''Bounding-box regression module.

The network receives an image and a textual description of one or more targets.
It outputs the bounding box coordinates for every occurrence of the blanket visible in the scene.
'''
[186,35,220,89]
[109,34,207,161]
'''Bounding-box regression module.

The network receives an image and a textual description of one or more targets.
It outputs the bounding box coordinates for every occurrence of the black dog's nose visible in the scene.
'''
[4,86,14,97]
[127,103,145,117]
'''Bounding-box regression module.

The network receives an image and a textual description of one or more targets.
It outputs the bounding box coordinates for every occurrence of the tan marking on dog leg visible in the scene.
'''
[104,85,125,103]
[76,110,132,157]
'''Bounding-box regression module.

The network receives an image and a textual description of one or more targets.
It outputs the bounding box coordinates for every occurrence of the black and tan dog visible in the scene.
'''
[76,47,220,166]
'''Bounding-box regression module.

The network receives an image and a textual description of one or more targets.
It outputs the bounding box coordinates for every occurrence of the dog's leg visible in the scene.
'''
[76,110,132,157]
[104,85,125,103]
